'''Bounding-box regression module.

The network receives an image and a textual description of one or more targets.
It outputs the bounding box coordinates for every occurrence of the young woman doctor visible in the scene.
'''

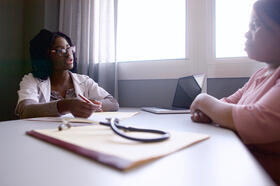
[16,29,119,119]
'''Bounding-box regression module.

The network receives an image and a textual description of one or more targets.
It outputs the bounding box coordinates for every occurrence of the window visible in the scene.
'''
[215,0,257,58]
[116,0,186,62]
[118,0,262,80]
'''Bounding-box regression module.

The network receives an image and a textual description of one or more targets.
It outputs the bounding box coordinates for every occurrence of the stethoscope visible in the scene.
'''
[58,117,170,143]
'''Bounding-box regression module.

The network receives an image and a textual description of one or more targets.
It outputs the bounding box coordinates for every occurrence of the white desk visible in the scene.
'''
[0,108,275,186]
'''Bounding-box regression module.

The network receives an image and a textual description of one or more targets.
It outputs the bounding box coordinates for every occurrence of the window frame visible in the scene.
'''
[205,0,264,78]
[118,0,191,80]
[117,0,264,81]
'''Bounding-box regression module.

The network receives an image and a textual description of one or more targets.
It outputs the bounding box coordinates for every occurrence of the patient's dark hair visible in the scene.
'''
[30,29,77,80]
[254,0,280,29]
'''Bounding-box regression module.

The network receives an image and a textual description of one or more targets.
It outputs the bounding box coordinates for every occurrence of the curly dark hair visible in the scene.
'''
[254,0,280,29]
[29,29,77,80]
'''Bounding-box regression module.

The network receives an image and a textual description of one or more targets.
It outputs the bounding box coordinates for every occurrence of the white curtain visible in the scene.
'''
[59,0,118,98]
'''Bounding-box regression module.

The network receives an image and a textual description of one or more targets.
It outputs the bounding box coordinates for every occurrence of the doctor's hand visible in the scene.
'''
[190,93,212,123]
[89,99,103,112]
[57,99,101,118]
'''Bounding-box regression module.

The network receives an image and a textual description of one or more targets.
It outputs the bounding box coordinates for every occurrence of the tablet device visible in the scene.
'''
[141,107,190,114]
[141,74,204,114]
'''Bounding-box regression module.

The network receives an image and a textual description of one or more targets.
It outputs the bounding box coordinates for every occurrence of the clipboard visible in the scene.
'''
[27,125,209,171]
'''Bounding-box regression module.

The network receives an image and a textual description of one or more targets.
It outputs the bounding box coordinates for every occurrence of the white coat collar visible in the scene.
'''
[37,78,51,102]
[70,71,88,85]
[37,71,87,102]
[70,71,85,97]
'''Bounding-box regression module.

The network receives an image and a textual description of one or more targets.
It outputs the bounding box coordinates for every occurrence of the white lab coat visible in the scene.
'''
[17,72,110,105]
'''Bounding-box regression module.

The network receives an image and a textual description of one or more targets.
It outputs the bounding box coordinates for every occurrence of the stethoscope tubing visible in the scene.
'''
[59,117,170,143]
[99,118,170,142]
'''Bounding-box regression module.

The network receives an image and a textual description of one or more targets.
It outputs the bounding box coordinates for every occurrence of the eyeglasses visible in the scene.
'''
[50,46,76,57]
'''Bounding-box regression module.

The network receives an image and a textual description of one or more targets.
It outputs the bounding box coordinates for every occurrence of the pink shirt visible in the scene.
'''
[221,66,280,184]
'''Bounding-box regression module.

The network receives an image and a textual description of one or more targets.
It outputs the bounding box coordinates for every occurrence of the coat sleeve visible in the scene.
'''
[16,99,60,119]
[83,77,119,111]
[15,74,61,118]
[84,77,110,100]
[17,73,40,104]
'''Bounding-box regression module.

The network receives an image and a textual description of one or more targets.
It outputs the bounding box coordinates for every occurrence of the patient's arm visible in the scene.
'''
[190,93,236,131]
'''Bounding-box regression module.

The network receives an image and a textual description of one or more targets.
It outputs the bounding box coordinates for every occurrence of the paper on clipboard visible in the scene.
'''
[27,125,209,171]
[25,112,138,124]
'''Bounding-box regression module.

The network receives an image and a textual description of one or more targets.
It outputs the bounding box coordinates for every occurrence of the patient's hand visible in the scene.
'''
[190,93,212,123]
[191,110,212,123]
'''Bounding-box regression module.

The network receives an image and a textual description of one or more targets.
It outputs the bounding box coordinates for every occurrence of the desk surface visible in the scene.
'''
[0,108,275,186]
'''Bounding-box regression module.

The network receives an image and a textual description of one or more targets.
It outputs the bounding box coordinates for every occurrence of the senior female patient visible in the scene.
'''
[16,29,119,118]
[190,0,280,184]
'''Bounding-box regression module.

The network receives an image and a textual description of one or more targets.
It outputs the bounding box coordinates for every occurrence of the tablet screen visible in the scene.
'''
[172,76,202,109]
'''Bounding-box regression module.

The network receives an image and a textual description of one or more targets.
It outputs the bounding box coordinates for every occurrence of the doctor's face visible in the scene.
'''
[245,10,280,66]
[49,36,75,71]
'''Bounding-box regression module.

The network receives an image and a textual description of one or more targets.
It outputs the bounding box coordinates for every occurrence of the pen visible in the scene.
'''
[78,94,102,112]
[78,94,93,104]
